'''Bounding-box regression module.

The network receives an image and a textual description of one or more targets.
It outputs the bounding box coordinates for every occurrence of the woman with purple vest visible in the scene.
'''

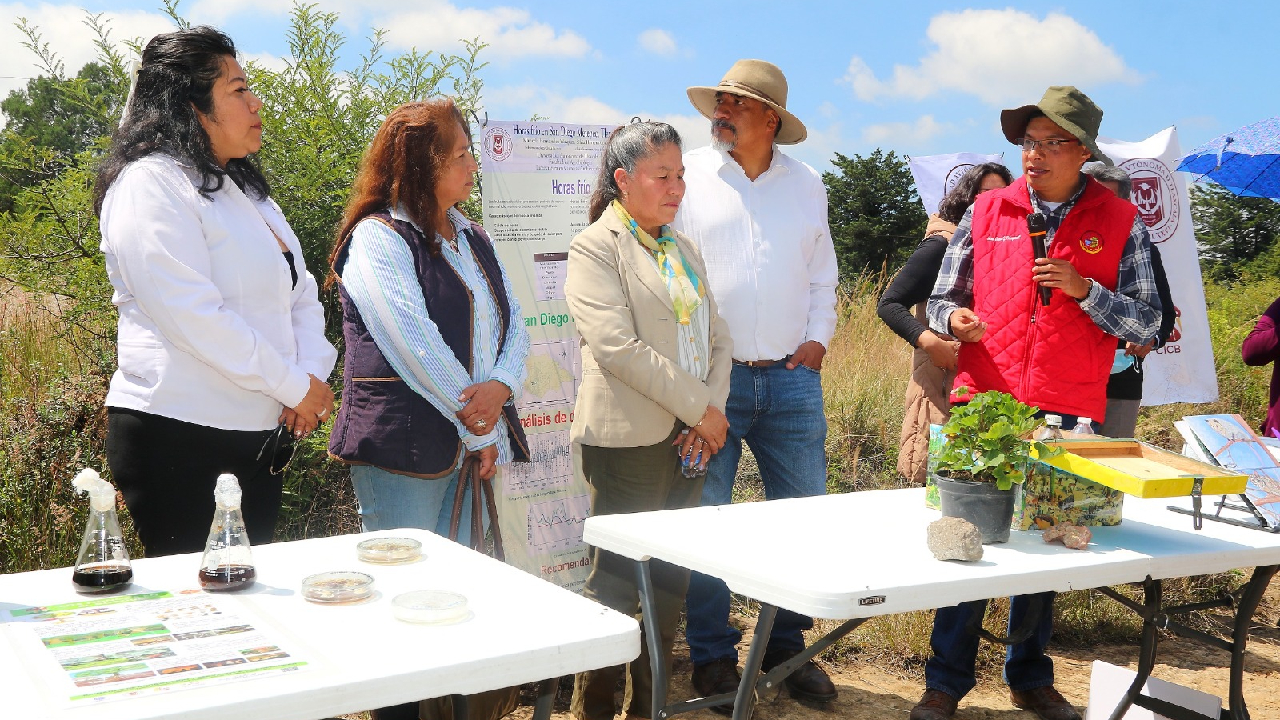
[328,98,530,534]
[330,98,529,530]
[327,99,530,719]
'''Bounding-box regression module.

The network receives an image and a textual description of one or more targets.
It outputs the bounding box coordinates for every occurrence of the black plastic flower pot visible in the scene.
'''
[933,474,1017,544]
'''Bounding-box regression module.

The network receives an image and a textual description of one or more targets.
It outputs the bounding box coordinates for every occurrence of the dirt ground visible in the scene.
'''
[506,583,1280,720]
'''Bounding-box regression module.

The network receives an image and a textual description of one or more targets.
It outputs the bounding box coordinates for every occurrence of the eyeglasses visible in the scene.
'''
[257,423,299,475]
[1018,137,1080,153]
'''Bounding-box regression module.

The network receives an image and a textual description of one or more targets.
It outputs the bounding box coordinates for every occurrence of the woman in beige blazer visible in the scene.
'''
[565,122,732,720]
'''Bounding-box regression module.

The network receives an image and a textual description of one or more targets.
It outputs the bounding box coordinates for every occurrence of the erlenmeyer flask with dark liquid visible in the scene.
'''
[71,469,133,594]
[198,474,256,592]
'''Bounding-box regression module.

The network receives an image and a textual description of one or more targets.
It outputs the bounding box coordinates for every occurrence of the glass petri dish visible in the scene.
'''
[357,537,423,565]
[392,590,470,624]
[301,571,375,604]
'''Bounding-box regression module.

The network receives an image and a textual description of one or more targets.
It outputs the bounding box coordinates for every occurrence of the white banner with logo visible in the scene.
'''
[479,120,617,591]
[907,152,1006,215]
[1097,127,1218,405]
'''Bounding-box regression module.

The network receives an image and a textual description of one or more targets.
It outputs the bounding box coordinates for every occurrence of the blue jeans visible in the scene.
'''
[685,362,828,665]
[923,408,1085,699]
[350,462,484,547]
[925,592,1056,699]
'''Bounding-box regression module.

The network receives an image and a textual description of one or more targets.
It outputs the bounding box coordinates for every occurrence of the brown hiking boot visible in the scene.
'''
[761,649,837,703]
[1010,685,1081,720]
[691,657,740,716]
[909,689,958,720]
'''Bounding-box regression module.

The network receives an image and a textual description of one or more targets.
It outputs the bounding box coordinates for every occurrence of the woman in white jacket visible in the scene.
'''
[93,27,336,556]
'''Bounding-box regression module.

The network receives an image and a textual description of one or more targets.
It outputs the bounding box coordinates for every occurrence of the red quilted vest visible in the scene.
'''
[951,176,1137,421]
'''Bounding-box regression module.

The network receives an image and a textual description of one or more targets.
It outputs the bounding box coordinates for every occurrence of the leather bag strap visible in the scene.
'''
[447,455,504,559]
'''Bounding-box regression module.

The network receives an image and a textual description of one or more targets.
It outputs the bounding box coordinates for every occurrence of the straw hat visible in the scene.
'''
[687,59,807,145]
[1000,86,1112,165]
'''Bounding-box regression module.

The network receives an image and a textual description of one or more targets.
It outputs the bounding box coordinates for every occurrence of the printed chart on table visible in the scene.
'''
[2,591,307,707]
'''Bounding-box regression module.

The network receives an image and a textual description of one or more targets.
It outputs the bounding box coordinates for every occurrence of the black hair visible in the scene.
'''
[93,26,269,215]
[588,122,683,222]
[937,162,1014,224]
[1082,164,1132,200]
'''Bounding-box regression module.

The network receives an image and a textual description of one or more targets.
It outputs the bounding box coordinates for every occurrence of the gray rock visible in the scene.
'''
[927,517,984,562]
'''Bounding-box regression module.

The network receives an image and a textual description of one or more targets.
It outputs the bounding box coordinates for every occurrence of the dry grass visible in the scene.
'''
[822,276,916,494]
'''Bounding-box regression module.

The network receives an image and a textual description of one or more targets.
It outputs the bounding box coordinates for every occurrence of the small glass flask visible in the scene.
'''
[197,474,257,592]
[71,469,133,594]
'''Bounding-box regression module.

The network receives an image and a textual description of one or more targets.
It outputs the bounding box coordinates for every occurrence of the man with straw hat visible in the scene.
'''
[920,87,1161,720]
[673,59,839,711]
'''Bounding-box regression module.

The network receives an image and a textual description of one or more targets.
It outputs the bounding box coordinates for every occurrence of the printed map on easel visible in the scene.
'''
[1185,414,1280,527]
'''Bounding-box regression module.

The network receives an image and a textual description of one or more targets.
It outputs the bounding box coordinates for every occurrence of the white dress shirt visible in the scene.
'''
[673,145,838,361]
[100,154,337,432]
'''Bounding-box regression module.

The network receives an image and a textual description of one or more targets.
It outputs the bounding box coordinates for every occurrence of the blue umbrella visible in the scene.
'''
[1176,117,1280,200]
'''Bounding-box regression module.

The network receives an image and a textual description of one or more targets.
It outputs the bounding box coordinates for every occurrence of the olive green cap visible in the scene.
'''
[1001,85,1112,166]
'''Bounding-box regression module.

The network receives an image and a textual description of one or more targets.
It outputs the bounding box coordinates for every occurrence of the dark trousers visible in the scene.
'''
[106,407,288,557]
[925,592,1057,699]
[571,426,704,720]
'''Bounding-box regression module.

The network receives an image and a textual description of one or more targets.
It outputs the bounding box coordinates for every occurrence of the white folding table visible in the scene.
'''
[1,528,640,720]
[583,488,1280,720]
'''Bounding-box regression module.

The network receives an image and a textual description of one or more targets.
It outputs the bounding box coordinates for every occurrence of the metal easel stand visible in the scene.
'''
[1094,567,1279,720]
[633,560,868,720]
[1168,492,1280,533]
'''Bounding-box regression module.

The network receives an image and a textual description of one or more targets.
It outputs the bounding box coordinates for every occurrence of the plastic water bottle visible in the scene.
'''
[1071,417,1095,436]
[1034,415,1065,441]
[677,429,707,478]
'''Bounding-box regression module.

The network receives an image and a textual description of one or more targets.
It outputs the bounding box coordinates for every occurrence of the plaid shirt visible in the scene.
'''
[926,178,1160,344]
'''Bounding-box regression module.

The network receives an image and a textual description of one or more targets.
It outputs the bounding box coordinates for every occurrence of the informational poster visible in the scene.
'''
[479,121,617,592]
[907,152,1006,215]
[1098,128,1219,405]
[2,591,306,706]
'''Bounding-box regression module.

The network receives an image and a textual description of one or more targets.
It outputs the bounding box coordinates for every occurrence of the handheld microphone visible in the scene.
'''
[1027,212,1051,306]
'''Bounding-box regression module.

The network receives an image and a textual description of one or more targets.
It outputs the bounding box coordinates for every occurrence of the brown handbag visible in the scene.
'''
[423,454,518,720]
[447,454,505,561]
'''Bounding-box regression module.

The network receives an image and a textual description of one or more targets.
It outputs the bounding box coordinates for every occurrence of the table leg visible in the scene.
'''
[1095,566,1279,720]
[532,677,557,720]
[1105,577,1162,720]
[635,559,668,720]
[730,603,777,720]
[451,694,470,720]
[1226,565,1278,720]
[754,617,866,693]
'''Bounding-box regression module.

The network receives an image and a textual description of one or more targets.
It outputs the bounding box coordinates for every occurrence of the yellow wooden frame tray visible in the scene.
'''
[1032,439,1247,498]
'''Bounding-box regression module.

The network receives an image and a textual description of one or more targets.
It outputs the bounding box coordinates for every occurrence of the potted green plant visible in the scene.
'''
[932,389,1060,543]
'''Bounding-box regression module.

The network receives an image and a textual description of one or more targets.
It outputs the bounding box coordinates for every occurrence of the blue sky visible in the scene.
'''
[1,1,1274,174]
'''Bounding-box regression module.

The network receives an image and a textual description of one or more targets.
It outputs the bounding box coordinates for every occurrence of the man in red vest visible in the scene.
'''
[915,87,1161,720]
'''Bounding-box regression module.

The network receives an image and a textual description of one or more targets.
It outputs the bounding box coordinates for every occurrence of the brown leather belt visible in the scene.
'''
[733,357,786,368]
